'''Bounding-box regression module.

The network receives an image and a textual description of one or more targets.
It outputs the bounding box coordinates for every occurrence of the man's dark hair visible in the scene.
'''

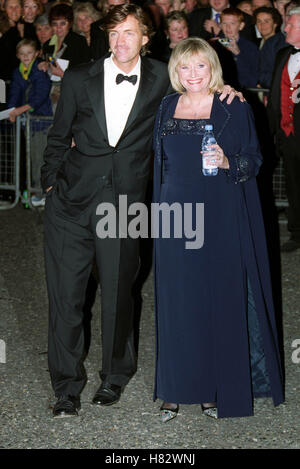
[253,6,282,27]
[102,3,154,54]
[49,3,74,25]
[221,7,245,23]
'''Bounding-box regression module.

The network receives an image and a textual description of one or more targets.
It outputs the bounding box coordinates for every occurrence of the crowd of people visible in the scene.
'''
[0,0,299,422]
[0,0,299,237]
[0,0,298,96]
[0,0,298,199]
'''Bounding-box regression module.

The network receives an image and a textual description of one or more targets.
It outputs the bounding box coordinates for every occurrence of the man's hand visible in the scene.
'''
[9,109,18,123]
[46,186,53,193]
[38,61,49,73]
[204,19,221,36]
[219,85,245,104]
[50,63,64,78]
[224,38,240,55]
[9,104,32,122]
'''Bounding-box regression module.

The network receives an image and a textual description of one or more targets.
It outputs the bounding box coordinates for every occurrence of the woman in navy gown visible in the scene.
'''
[153,37,284,421]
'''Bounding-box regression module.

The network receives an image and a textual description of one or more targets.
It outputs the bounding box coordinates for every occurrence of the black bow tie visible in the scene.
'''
[290,47,300,55]
[116,73,137,85]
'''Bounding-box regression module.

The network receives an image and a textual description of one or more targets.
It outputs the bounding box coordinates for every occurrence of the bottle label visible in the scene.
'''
[203,156,217,169]
[202,132,217,173]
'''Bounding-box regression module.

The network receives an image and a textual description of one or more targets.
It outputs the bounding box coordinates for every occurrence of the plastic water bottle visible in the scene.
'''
[202,124,218,176]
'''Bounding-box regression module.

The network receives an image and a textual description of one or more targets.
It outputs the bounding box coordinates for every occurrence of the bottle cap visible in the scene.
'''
[205,124,213,131]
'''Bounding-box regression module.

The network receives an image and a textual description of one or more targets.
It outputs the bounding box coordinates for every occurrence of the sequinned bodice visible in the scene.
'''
[161,118,212,184]
[161,118,210,137]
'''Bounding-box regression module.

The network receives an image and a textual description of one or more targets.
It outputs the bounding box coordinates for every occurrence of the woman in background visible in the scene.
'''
[73,1,101,55]
[155,10,189,62]
[41,3,89,111]
[34,12,52,48]
[0,0,37,80]
[22,0,43,24]
[17,0,42,43]
[42,2,90,77]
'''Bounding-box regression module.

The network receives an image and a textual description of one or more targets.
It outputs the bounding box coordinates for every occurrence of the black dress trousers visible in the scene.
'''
[44,178,139,398]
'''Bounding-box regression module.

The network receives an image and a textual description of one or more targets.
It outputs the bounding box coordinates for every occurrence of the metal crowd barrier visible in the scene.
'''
[272,158,288,208]
[0,113,53,210]
[246,87,288,209]
[0,79,6,104]
[0,98,290,211]
[0,116,21,210]
[25,114,53,209]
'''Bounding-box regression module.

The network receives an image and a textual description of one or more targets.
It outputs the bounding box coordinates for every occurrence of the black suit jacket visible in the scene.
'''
[188,7,256,43]
[41,55,171,219]
[267,45,300,141]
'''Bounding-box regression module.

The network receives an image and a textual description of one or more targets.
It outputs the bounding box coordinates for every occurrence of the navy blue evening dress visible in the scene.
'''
[153,93,284,418]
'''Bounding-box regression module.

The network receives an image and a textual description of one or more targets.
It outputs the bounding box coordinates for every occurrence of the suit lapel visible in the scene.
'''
[120,57,155,140]
[85,56,156,144]
[273,47,292,109]
[278,47,292,74]
[85,58,108,141]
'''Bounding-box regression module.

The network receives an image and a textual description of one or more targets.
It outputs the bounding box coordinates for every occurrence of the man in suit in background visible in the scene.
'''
[268,7,300,252]
[42,3,171,418]
[188,0,257,42]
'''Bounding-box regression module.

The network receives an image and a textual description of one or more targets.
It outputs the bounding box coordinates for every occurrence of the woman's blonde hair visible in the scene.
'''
[73,2,101,34]
[168,37,224,94]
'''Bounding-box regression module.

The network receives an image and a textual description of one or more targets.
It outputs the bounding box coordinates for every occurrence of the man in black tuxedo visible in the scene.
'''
[268,8,300,252]
[42,3,240,418]
[41,4,172,417]
[188,0,257,42]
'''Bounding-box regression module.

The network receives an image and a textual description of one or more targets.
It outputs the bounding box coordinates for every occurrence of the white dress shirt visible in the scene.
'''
[288,49,300,83]
[211,8,221,23]
[255,25,262,39]
[211,6,229,23]
[104,54,141,147]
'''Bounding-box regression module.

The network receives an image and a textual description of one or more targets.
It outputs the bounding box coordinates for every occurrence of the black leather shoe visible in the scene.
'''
[53,395,81,418]
[92,383,122,406]
[281,239,300,252]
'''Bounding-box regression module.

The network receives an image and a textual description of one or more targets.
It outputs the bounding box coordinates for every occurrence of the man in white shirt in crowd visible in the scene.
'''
[188,0,257,41]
